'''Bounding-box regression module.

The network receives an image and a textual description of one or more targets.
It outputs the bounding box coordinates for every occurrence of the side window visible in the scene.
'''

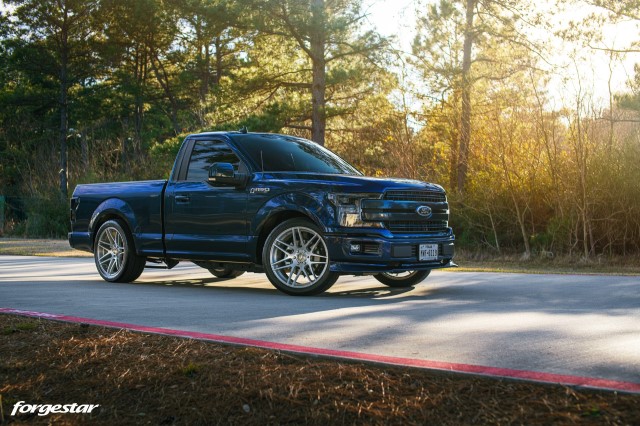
[186,140,241,181]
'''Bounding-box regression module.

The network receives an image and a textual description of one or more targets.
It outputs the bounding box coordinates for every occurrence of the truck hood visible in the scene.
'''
[258,172,445,194]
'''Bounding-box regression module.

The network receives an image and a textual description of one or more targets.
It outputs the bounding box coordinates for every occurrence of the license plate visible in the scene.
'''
[419,243,438,261]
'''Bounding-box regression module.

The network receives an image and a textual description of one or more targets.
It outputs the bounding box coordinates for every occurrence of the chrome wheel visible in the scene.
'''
[380,271,418,279]
[373,270,430,288]
[96,225,126,279]
[269,225,329,289]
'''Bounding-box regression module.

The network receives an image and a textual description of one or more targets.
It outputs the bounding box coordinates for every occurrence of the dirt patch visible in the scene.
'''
[0,239,91,258]
[0,314,638,425]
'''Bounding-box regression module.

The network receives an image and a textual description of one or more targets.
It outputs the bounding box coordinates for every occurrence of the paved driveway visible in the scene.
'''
[1,256,638,387]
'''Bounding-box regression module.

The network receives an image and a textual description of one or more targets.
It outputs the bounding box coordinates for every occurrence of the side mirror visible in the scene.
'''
[208,163,247,187]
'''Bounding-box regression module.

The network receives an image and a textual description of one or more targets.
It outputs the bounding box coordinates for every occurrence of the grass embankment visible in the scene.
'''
[1,314,638,425]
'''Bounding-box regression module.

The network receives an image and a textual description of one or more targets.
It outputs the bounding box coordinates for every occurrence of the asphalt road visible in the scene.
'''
[1,255,639,386]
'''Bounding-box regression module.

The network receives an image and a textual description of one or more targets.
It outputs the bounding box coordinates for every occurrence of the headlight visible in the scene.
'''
[328,193,384,228]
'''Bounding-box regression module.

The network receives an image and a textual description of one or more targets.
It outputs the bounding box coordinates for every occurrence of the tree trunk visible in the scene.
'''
[81,130,89,171]
[310,0,326,146]
[150,52,180,135]
[214,36,223,86]
[456,0,475,194]
[514,197,531,259]
[134,46,145,158]
[58,10,69,200]
[449,90,460,191]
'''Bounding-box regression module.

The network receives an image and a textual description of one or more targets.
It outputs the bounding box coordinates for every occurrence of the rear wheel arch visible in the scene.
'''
[91,213,130,250]
[93,219,146,282]
[89,202,138,253]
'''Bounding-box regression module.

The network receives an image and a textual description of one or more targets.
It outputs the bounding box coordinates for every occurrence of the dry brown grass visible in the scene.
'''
[0,239,91,258]
[0,314,638,425]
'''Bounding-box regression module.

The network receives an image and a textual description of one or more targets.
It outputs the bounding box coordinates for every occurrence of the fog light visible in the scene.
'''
[350,243,361,253]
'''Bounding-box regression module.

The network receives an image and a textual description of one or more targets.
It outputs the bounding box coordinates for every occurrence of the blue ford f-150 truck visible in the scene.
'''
[69,131,455,295]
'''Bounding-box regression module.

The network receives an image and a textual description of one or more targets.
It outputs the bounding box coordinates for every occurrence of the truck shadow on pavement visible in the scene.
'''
[131,276,421,300]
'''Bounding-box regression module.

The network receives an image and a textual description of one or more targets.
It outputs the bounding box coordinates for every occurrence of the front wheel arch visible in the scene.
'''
[255,210,316,265]
[261,218,339,296]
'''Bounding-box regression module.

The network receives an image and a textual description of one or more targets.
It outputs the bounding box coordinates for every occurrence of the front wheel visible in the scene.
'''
[373,270,430,288]
[94,220,146,283]
[262,218,339,296]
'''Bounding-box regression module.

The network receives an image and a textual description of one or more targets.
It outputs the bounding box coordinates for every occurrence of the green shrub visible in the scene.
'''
[17,195,68,238]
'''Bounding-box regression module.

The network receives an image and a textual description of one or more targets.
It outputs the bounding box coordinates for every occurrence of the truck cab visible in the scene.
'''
[69,131,455,295]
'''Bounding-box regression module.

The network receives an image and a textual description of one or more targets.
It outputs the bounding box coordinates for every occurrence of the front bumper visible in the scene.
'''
[324,228,455,274]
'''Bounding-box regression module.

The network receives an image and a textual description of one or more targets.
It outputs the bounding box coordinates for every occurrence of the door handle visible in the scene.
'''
[175,195,191,204]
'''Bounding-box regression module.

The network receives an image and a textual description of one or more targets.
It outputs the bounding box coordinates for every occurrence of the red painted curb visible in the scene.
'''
[2,307,639,394]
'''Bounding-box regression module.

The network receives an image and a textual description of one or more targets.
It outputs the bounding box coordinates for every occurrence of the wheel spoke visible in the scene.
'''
[300,265,312,281]
[273,264,292,272]
[107,256,115,274]
[274,238,293,253]
[308,264,318,281]
[292,267,302,285]
[296,228,306,248]
[271,257,289,267]
[106,229,116,246]
[286,266,296,286]
[99,251,111,262]
[303,234,318,250]
[309,237,321,252]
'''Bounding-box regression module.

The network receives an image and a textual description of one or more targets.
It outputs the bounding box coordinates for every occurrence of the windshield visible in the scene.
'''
[230,134,361,175]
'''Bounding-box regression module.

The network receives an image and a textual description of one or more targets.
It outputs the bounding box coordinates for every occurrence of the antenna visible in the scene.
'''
[239,126,248,134]
[260,150,265,173]
[290,153,296,170]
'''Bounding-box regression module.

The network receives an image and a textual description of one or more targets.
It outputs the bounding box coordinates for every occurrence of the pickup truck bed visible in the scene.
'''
[70,180,167,256]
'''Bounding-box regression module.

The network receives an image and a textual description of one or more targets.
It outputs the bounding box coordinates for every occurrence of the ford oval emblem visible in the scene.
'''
[416,206,432,217]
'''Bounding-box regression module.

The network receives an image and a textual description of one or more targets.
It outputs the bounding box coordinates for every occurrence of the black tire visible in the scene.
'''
[94,219,146,283]
[209,267,245,279]
[373,270,431,288]
[262,218,339,296]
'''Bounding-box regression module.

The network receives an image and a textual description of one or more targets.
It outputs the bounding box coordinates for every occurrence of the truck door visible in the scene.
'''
[164,139,250,260]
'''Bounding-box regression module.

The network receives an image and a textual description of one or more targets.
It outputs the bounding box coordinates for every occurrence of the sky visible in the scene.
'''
[365,0,640,110]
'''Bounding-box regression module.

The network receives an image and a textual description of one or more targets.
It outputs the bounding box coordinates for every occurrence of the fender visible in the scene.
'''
[89,198,138,250]
[251,191,335,236]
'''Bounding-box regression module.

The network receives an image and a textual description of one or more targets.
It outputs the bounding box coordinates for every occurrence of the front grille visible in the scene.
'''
[386,221,448,233]
[385,190,446,203]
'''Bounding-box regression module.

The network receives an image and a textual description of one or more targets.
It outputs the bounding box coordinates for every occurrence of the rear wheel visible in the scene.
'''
[262,218,339,296]
[208,266,245,279]
[94,220,145,283]
[373,270,430,288]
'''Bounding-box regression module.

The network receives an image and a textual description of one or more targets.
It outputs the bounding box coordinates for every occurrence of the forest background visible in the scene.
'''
[1,0,639,261]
